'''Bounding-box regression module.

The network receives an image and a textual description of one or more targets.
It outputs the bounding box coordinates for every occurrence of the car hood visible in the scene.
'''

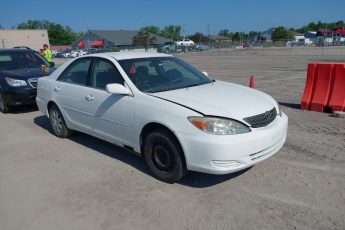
[151,81,277,122]
[1,67,56,79]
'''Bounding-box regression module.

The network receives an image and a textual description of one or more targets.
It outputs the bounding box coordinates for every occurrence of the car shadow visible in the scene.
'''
[278,102,301,109]
[34,115,248,188]
[9,104,38,114]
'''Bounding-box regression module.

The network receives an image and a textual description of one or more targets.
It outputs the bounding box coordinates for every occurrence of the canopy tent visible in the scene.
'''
[91,40,105,47]
[77,41,85,48]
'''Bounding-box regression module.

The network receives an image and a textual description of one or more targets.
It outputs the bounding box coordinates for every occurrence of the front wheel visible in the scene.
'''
[144,129,187,183]
[49,104,74,138]
[0,90,11,113]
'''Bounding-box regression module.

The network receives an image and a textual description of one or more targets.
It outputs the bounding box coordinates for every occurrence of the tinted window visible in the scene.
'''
[119,57,212,93]
[58,58,91,86]
[0,52,49,70]
[90,59,124,90]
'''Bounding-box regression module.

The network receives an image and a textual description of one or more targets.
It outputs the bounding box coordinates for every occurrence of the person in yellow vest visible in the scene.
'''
[42,44,53,62]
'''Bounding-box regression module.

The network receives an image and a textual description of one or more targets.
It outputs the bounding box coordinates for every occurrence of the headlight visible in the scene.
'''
[5,77,27,87]
[188,116,250,135]
[274,99,282,117]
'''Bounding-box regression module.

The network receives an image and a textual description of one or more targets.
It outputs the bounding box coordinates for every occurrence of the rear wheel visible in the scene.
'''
[49,104,74,138]
[0,90,11,113]
[144,129,187,183]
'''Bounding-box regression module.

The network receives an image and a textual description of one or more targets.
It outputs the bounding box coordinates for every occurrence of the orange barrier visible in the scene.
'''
[249,74,255,88]
[301,63,345,112]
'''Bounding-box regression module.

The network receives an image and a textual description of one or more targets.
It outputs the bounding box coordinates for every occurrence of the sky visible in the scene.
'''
[0,0,344,35]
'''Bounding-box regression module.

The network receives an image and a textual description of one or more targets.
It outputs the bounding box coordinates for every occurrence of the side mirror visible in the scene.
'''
[106,83,132,96]
[49,62,55,67]
[202,71,208,77]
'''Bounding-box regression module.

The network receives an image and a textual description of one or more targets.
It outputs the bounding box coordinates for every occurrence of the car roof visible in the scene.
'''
[86,52,173,60]
[0,48,37,54]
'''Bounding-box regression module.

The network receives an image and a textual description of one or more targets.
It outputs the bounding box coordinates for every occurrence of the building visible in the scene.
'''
[72,30,173,50]
[0,29,49,50]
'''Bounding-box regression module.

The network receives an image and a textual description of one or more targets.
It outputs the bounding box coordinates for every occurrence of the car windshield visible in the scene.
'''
[119,57,213,93]
[0,52,49,71]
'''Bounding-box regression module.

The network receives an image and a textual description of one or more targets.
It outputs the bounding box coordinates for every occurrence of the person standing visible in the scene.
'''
[42,44,53,62]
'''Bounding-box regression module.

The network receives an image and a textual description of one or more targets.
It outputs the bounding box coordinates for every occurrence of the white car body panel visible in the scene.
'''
[152,81,278,123]
[36,52,288,175]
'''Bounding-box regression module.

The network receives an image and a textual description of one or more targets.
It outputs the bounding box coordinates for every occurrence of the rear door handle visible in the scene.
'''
[54,86,61,92]
[85,94,95,101]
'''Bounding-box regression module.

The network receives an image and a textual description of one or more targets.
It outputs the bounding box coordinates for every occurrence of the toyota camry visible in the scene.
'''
[36,52,288,183]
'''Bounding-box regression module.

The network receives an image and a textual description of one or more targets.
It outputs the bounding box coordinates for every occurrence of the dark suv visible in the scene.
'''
[0,48,56,113]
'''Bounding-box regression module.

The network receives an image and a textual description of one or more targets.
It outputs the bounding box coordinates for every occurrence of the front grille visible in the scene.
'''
[28,78,38,88]
[244,107,277,128]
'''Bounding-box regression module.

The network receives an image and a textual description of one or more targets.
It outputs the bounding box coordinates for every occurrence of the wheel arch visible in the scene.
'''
[47,100,57,117]
[139,122,187,165]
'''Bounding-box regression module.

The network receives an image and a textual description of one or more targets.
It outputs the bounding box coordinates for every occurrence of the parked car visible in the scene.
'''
[195,44,209,51]
[36,52,288,183]
[55,51,71,58]
[0,48,55,113]
[157,42,178,53]
[175,39,195,47]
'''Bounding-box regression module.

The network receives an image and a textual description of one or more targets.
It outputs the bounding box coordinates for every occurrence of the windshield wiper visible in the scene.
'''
[186,82,210,88]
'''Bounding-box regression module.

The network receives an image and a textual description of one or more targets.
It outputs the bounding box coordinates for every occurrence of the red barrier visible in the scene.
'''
[328,64,345,112]
[301,63,345,112]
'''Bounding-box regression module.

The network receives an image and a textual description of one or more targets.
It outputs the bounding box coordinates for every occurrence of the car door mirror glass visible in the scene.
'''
[106,83,132,96]
[49,62,55,67]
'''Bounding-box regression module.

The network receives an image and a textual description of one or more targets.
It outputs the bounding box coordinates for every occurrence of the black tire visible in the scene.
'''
[143,129,187,183]
[49,104,74,138]
[0,90,11,113]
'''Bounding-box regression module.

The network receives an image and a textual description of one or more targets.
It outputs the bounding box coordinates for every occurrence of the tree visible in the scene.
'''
[218,29,230,37]
[232,32,241,41]
[296,20,345,33]
[160,25,182,40]
[248,31,259,41]
[271,26,293,41]
[141,26,160,35]
[188,32,210,43]
[16,20,79,44]
[132,29,156,48]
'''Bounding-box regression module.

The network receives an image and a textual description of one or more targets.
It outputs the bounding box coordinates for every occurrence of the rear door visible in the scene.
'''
[53,58,92,131]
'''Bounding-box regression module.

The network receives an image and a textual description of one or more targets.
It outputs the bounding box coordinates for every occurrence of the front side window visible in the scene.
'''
[90,59,124,90]
[58,58,91,86]
[119,57,212,93]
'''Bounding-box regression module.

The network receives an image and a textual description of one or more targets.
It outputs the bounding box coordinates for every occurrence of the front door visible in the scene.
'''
[83,58,135,146]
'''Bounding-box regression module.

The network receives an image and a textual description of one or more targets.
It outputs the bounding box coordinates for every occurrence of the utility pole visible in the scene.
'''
[207,24,210,47]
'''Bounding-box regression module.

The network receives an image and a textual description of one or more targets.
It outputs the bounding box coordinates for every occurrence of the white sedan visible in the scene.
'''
[36,52,288,183]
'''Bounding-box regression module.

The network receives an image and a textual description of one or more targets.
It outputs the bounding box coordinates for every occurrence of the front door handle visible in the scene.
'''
[54,86,61,92]
[85,94,95,101]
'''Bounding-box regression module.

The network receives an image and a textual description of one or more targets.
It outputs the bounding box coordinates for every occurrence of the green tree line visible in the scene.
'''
[15,20,82,45]
[8,19,345,45]
[217,20,345,41]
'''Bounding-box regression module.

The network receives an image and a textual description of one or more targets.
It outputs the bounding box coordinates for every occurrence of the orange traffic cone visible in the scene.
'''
[249,74,255,88]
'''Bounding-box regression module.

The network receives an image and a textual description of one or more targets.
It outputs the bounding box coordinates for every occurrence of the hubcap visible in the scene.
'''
[51,110,63,133]
[150,141,173,172]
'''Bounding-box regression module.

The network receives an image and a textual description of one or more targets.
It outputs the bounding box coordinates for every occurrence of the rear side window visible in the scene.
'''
[90,59,124,90]
[58,58,91,86]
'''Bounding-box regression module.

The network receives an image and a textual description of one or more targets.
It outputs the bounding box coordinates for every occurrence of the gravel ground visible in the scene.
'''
[1,47,344,230]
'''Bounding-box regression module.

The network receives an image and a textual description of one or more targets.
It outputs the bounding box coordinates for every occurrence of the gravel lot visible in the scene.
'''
[1,47,345,230]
